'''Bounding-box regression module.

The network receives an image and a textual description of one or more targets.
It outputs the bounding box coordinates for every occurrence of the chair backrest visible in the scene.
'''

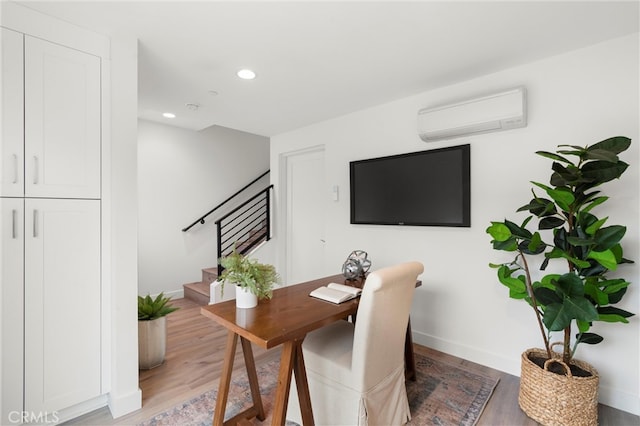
[351,261,424,391]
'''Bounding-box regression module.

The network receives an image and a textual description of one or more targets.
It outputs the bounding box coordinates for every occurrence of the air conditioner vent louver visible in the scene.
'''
[418,87,527,142]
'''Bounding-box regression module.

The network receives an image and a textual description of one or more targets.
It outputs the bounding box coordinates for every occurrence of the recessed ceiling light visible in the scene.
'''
[162,112,176,118]
[237,69,256,80]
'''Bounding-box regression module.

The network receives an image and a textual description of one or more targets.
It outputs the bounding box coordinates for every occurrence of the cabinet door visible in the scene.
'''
[0,198,25,422]
[24,198,101,413]
[0,28,25,197]
[24,37,101,199]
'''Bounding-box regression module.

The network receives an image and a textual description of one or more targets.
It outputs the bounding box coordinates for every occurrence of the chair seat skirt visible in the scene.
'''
[288,321,411,425]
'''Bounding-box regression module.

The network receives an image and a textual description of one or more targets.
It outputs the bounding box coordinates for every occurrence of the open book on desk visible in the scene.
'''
[309,282,362,304]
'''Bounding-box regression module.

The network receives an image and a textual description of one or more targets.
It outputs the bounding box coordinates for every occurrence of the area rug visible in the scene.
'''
[139,353,498,426]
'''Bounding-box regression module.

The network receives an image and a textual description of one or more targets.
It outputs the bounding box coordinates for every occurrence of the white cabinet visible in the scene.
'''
[1,23,103,422]
[0,28,24,197]
[23,199,102,413]
[1,30,101,199]
[0,198,25,420]
[1,199,101,417]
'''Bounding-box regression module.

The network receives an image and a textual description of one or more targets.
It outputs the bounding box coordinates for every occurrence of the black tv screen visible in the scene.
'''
[350,144,470,227]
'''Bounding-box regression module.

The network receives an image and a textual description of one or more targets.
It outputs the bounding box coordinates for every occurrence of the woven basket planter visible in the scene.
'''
[518,348,599,426]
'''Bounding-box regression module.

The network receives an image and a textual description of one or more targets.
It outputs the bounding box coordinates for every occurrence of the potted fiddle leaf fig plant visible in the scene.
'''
[218,249,279,308]
[138,292,179,369]
[486,136,634,426]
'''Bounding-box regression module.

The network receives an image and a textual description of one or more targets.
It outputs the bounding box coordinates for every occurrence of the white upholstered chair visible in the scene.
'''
[287,261,424,426]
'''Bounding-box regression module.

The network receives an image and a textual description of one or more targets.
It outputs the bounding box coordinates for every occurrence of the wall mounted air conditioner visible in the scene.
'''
[418,87,527,142]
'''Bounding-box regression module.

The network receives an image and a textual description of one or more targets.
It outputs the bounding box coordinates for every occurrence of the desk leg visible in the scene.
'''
[293,340,315,426]
[213,331,238,426]
[240,337,266,421]
[404,318,417,382]
[271,338,314,426]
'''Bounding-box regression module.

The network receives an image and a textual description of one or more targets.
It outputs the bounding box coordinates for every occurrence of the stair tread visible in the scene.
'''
[183,281,210,295]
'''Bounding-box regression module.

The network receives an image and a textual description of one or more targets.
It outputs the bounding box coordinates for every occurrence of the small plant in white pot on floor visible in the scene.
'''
[138,293,179,369]
[218,249,279,308]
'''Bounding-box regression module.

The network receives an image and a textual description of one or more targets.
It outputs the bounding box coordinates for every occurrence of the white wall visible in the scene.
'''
[271,34,640,414]
[137,121,270,297]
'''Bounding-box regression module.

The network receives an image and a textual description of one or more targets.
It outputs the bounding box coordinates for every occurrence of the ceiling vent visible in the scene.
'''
[418,87,527,142]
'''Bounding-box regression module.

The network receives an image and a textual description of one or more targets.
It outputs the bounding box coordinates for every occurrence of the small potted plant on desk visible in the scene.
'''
[486,136,634,426]
[138,293,179,369]
[218,249,279,309]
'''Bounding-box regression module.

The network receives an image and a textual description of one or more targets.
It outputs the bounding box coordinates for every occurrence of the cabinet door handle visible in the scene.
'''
[12,154,18,184]
[12,209,18,239]
[33,209,38,238]
[33,156,39,184]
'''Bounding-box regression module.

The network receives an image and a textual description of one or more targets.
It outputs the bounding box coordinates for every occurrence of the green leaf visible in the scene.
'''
[566,236,593,246]
[601,279,630,295]
[584,149,619,162]
[509,288,528,299]
[555,273,584,298]
[585,217,608,235]
[543,297,598,331]
[576,320,591,333]
[504,219,533,239]
[588,249,618,270]
[593,226,626,251]
[584,281,609,305]
[533,287,561,305]
[577,332,603,345]
[499,275,527,294]
[540,274,561,287]
[597,314,629,323]
[528,232,544,252]
[582,160,629,184]
[598,306,635,319]
[492,238,518,251]
[536,151,572,163]
[517,197,557,217]
[543,303,573,331]
[539,216,565,230]
[546,188,575,211]
[588,136,631,155]
[582,196,608,214]
[486,222,511,242]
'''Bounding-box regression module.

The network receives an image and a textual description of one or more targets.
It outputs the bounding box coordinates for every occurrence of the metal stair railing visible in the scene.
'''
[181,170,270,232]
[216,184,273,274]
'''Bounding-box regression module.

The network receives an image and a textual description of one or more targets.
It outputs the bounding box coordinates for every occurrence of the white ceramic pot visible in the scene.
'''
[236,285,258,309]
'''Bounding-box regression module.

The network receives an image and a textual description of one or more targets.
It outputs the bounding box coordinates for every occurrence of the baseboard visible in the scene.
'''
[108,387,142,418]
[412,330,521,377]
[55,394,109,424]
[412,330,640,416]
[598,385,640,416]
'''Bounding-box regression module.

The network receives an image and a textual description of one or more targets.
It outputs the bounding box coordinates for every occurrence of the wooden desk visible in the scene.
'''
[201,273,418,426]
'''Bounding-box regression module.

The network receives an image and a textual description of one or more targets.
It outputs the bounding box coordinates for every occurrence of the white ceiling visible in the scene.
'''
[16,1,640,137]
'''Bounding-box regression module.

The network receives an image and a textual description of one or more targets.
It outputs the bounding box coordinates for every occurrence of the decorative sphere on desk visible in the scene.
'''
[342,250,371,280]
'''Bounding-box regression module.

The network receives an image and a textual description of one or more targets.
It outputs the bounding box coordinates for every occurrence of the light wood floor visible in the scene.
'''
[65,298,639,425]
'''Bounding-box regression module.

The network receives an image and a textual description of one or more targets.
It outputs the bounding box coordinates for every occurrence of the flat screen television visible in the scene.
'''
[349,144,470,227]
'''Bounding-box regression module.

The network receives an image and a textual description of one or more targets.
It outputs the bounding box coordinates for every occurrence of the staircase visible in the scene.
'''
[181,171,273,305]
[183,267,218,305]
